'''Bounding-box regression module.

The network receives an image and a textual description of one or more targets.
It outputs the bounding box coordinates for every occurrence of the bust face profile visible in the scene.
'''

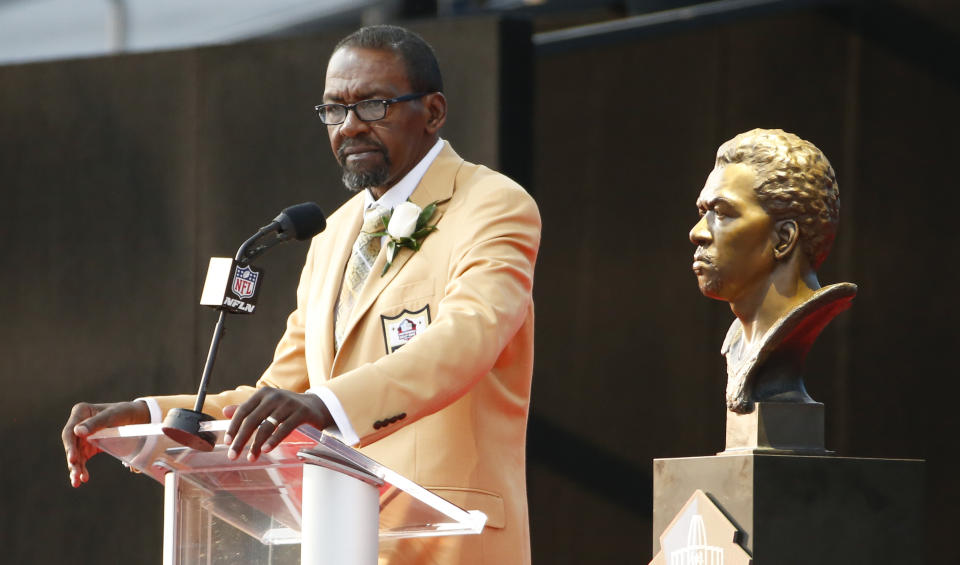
[689,128,855,416]
[691,162,778,304]
[690,128,841,308]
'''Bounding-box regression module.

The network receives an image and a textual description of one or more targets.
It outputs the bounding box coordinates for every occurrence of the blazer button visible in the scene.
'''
[373,420,383,429]
[398,413,407,420]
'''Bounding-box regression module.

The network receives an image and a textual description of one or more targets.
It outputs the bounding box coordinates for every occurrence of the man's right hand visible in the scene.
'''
[62,400,151,487]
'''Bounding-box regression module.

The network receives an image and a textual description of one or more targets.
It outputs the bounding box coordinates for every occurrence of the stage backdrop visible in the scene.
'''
[1,5,957,564]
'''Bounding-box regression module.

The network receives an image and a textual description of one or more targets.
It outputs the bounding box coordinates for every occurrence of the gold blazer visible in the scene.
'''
[154,142,541,565]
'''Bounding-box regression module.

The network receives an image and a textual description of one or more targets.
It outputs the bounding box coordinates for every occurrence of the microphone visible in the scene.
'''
[271,202,327,241]
[162,203,326,451]
[240,202,327,265]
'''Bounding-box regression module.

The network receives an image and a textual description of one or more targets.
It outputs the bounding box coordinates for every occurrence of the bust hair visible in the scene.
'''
[335,25,444,94]
[715,128,840,269]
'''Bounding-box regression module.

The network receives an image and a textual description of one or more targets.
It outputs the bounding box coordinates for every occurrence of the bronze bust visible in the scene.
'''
[689,128,856,415]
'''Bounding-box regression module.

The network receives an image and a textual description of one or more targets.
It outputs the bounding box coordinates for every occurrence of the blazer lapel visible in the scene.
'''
[317,193,365,374]
[333,142,463,364]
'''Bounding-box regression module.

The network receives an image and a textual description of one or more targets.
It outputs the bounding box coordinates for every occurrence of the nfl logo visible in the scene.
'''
[232,265,259,299]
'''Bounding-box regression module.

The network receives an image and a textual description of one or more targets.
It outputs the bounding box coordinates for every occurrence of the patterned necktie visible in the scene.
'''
[334,206,387,351]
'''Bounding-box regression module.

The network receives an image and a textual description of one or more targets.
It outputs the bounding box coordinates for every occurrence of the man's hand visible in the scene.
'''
[62,400,151,487]
[223,388,333,462]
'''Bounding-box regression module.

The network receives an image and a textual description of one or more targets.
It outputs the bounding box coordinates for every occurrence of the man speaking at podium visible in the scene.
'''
[62,25,540,565]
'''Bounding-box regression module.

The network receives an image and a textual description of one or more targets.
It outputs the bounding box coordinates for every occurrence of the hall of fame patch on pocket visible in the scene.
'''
[380,305,431,354]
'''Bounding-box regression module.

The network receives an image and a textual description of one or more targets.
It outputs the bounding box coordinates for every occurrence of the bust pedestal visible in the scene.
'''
[651,449,924,564]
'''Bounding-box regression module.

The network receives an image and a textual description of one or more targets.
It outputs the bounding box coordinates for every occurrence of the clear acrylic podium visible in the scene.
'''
[88,420,486,565]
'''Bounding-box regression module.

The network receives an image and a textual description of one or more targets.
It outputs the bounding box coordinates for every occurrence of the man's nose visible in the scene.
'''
[338,108,370,137]
[689,216,711,245]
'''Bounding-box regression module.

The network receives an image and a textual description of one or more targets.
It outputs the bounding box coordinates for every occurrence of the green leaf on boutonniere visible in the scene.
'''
[382,239,398,276]
[410,226,438,240]
[366,213,390,237]
[417,202,438,227]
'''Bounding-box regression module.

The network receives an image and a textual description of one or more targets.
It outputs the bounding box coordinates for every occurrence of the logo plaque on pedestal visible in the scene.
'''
[650,490,751,565]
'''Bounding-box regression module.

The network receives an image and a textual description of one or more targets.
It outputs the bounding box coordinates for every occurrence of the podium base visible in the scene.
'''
[301,462,380,565]
[652,453,924,564]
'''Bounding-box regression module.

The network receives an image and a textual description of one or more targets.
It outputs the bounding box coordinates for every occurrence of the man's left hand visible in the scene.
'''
[223,388,333,461]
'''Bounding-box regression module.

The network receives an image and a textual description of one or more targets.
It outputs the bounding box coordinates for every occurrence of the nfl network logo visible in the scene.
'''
[232,265,259,299]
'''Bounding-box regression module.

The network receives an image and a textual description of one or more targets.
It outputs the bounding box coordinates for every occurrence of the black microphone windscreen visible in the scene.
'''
[276,202,326,240]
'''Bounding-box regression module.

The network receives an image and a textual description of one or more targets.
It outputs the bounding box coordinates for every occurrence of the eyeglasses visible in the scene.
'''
[314,92,430,125]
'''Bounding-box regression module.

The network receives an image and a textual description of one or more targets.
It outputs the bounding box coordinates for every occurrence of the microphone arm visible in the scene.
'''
[237,202,327,265]
[236,224,290,266]
[190,223,284,415]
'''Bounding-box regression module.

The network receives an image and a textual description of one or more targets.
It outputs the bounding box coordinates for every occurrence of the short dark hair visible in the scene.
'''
[716,128,840,270]
[334,25,443,93]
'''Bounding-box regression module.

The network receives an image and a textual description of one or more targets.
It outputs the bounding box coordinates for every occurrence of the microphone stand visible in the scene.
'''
[161,225,286,451]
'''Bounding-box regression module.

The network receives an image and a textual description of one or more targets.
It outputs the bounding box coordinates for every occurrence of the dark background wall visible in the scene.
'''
[1,4,957,563]
[528,3,959,562]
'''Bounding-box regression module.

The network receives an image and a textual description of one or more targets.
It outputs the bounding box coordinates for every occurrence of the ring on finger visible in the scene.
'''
[263,415,280,428]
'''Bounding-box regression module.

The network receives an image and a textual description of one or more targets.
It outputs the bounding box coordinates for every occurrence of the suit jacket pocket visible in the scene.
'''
[426,486,505,529]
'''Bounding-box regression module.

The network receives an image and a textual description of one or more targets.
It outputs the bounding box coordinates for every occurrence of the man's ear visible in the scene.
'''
[773,219,799,260]
[424,92,447,134]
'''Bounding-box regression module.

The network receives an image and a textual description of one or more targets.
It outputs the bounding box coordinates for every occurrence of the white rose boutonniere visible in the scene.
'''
[370,200,439,275]
[386,202,421,239]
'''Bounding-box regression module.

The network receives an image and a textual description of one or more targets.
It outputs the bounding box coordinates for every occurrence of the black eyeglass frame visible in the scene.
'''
[314,92,432,125]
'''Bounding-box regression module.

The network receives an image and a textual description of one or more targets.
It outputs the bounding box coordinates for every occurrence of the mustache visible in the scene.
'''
[693,249,713,264]
[337,137,388,162]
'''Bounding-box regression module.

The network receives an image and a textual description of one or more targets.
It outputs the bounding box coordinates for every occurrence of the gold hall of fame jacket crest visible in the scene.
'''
[380,305,431,354]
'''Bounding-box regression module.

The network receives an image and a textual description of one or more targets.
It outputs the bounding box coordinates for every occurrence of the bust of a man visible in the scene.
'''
[689,128,856,414]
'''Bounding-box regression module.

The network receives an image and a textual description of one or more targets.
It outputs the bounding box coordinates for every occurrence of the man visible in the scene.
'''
[689,128,854,414]
[62,25,540,565]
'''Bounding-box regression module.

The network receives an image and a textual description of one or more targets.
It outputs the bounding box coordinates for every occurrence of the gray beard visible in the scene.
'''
[342,166,389,193]
[336,138,391,192]
[340,148,391,193]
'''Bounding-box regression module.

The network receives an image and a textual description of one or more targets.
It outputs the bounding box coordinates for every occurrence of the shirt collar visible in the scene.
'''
[363,138,445,212]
